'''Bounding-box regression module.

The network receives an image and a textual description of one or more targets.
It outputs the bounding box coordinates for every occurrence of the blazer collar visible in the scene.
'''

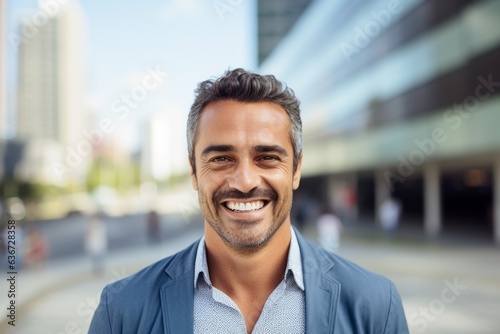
[160,239,200,334]
[295,228,340,333]
[159,231,340,334]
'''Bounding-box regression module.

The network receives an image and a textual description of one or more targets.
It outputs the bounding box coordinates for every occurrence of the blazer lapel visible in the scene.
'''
[158,233,340,333]
[160,240,199,334]
[296,230,340,333]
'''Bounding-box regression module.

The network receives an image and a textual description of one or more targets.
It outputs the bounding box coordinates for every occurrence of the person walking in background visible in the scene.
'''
[146,209,161,243]
[85,212,107,275]
[379,197,402,234]
[317,206,343,252]
[24,225,49,268]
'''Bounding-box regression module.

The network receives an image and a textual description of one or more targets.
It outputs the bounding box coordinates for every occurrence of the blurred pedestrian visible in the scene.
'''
[343,185,358,223]
[379,197,402,234]
[85,212,107,275]
[24,225,49,268]
[317,206,343,252]
[146,209,161,243]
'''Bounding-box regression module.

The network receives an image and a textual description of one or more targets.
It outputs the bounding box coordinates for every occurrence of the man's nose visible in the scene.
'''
[228,160,261,194]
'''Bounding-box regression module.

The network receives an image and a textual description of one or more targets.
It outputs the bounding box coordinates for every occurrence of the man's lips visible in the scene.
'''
[222,200,268,212]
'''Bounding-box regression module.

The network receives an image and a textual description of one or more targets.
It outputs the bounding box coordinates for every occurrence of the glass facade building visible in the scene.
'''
[259,0,500,243]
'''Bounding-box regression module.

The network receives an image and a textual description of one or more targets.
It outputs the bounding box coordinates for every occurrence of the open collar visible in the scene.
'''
[193,227,304,291]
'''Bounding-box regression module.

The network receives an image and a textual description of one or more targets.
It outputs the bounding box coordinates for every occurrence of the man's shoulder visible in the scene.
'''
[297,232,394,295]
[101,239,200,305]
[89,240,200,332]
[296,231,408,332]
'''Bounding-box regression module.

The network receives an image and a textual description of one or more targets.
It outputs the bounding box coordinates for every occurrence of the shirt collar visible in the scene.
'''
[194,227,304,291]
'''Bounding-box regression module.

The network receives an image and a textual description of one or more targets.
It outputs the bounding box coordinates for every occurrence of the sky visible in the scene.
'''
[5,0,257,171]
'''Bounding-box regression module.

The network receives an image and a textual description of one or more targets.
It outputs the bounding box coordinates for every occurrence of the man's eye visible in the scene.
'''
[211,157,229,162]
[259,156,279,161]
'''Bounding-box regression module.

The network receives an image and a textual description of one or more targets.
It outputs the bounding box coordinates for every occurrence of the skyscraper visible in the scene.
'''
[257,0,313,64]
[16,1,87,183]
[0,0,6,139]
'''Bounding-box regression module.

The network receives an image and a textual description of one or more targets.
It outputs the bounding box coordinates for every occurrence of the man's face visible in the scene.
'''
[191,100,302,250]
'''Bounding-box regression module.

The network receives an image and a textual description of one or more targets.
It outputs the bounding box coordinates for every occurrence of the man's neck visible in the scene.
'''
[204,223,291,297]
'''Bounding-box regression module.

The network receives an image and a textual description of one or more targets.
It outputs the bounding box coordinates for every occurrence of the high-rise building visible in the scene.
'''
[257,0,313,65]
[141,107,189,183]
[260,0,500,244]
[0,0,6,139]
[16,1,87,184]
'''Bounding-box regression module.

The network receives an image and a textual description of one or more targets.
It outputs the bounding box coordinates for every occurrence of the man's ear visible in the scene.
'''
[292,154,302,190]
[189,157,198,191]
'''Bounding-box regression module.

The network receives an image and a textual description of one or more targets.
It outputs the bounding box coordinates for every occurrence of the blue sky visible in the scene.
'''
[6,0,257,151]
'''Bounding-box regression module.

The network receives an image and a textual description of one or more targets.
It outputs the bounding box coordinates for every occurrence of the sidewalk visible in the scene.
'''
[302,223,500,334]
[0,228,204,334]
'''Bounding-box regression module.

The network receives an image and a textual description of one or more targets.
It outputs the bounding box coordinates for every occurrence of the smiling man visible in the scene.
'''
[89,69,409,333]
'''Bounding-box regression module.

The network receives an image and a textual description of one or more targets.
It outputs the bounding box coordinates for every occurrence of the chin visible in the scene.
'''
[225,223,283,251]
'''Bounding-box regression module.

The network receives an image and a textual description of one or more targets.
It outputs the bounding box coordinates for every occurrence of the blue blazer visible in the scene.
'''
[89,230,409,333]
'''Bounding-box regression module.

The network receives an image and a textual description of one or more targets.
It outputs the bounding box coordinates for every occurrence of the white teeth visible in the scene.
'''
[225,201,265,212]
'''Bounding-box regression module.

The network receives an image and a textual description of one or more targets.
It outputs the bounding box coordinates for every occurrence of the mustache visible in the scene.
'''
[214,188,278,203]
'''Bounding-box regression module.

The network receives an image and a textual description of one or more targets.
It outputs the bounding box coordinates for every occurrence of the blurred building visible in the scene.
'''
[0,0,6,180]
[1,140,25,180]
[141,112,170,183]
[141,108,189,183]
[16,1,87,184]
[259,0,500,244]
[258,0,313,65]
[0,0,6,141]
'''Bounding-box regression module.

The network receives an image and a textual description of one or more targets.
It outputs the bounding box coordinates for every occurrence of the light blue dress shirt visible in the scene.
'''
[193,228,306,334]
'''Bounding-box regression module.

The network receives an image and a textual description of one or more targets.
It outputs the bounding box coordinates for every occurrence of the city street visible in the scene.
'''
[3,1,500,333]
[1,221,499,334]
[23,211,203,260]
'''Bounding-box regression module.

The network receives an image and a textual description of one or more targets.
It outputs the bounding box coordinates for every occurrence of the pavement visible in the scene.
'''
[1,223,499,334]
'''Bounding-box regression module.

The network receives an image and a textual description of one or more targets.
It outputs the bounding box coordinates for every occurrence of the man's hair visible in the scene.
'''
[187,68,302,173]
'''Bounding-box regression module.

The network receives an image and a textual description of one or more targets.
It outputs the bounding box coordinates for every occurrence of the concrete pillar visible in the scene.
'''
[375,170,390,227]
[493,158,500,245]
[424,163,441,237]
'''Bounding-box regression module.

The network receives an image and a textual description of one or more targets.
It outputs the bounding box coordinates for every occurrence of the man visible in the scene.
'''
[89,69,409,333]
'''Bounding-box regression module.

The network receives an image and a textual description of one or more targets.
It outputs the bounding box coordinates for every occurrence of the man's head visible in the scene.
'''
[187,69,303,252]
[187,68,302,174]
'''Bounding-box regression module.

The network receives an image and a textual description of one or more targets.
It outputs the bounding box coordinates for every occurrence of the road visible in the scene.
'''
[26,211,203,260]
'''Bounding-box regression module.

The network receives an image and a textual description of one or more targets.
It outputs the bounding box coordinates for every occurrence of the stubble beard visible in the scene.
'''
[198,188,293,255]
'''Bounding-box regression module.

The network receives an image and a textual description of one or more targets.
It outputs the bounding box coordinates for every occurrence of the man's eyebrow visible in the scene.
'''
[254,145,288,157]
[201,145,235,156]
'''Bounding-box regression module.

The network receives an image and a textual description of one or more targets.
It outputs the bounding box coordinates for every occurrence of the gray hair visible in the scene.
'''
[187,68,302,172]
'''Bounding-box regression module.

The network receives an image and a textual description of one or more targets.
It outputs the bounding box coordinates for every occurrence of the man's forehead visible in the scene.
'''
[195,101,293,152]
[198,100,289,128]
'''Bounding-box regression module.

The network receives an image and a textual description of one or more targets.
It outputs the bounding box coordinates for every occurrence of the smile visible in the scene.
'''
[223,200,267,212]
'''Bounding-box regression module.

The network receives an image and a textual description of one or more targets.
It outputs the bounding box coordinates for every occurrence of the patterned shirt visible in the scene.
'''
[193,228,305,334]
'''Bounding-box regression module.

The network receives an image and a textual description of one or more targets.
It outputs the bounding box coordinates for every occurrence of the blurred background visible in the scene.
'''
[1,0,499,333]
